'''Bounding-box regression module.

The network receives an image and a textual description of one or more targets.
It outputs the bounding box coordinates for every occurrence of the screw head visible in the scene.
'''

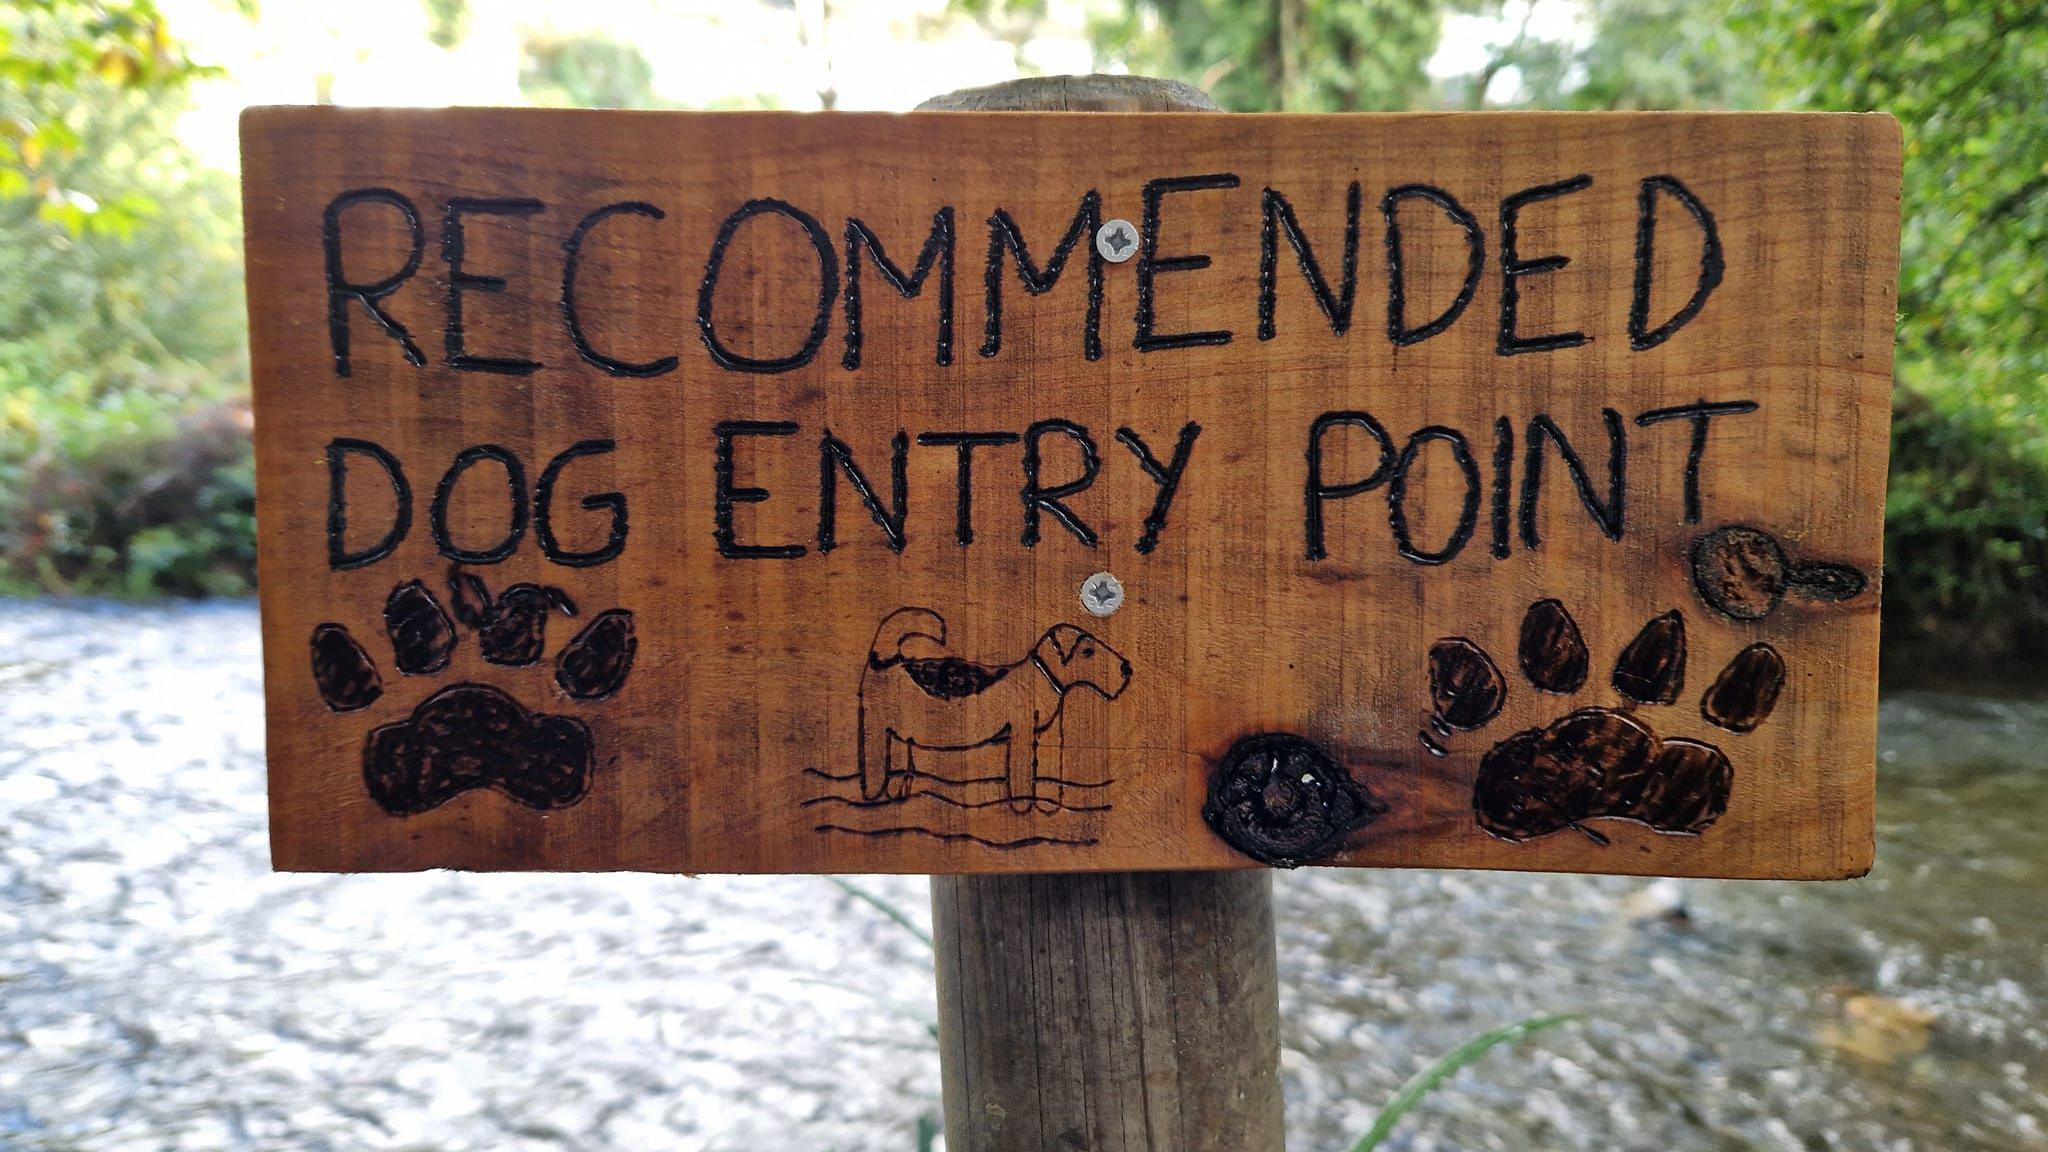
[1079,571,1125,617]
[1095,219,1139,263]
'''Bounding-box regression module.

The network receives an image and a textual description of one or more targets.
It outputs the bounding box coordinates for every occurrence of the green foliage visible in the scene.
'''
[1883,365,2048,651]
[1,1,219,223]
[520,35,667,110]
[1088,0,1452,111]
[0,1,209,94]
[961,0,1751,112]
[1738,0,2048,652]
[1462,0,1763,109]
[0,1,251,597]
[1349,1014,1581,1151]
[828,877,936,949]
[423,0,468,50]
[0,387,255,597]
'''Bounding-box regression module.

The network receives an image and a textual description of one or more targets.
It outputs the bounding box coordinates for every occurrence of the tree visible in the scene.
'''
[1741,0,2048,649]
[1455,0,1762,110]
[1093,0,1453,111]
[955,0,1467,112]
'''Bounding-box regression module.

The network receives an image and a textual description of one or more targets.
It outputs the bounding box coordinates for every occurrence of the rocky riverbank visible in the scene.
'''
[3,602,2041,1151]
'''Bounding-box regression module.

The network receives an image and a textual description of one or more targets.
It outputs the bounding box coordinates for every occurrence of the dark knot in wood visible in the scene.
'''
[1203,732,1386,867]
[1690,524,1868,622]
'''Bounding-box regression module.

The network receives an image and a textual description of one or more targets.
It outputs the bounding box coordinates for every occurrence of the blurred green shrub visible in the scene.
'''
[1738,0,2048,657]
[0,385,255,597]
[0,2,252,597]
[1885,366,2048,655]
[521,35,667,109]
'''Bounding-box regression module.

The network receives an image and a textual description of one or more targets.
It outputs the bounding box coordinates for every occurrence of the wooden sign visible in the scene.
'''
[243,108,1899,878]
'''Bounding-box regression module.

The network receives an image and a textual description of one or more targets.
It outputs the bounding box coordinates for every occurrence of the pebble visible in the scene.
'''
[0,603,940,1151]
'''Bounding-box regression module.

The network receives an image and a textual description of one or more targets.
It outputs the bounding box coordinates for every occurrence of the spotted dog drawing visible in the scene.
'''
[1422,528,1864,845]
[804,607,1131,848]
[858,606,1130,810]
[308,566,636,815]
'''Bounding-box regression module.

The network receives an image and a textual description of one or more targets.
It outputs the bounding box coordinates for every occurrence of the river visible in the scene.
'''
[1,603,2040,1150]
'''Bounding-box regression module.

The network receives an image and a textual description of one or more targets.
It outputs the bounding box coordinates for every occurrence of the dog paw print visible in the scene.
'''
[307,566,636,815]
[1422,598,1785,846]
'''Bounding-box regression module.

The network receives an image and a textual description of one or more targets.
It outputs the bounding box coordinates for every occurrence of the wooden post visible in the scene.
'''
[920,75,1287,1152]
[931,871,1284,1150]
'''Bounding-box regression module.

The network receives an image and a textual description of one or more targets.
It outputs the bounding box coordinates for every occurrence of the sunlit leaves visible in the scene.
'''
[2,0,219,233]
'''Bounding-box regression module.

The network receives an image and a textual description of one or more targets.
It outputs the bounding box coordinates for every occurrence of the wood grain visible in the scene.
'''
[933,871,1284,1150]
[243,107,1900,878]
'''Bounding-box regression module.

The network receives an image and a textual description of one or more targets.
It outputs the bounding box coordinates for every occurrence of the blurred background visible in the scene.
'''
[1,2,2044,1150]
[3,0,2043,660]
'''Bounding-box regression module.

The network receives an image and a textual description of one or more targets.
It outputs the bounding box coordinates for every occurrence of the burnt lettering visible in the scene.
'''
[431,444,528,564]
[535,439,628,568]
[843,210,955,370]
[326,437,412,570]
[819,429,910,553]
[1630,175,1724,351]
[1519,409,1626,549]
[1488,416,1514,559]
[1635,399,1757,523]
[562,201,678,377]
[699,199,838,374]
[982,192,1104,362]
[1259,183,1361,341]
[1136,174,1239,352]
[917,432,1020,545]
[713,420,805,559]
[323,188,426,376]
[1304,411,1395,561]
[1114,423,1202,555]
[1388,425,1481,565]
[1499,174,1593,356]
[1384,184,1484,346]
[1021,419,1100,548]
[443,197,545,376]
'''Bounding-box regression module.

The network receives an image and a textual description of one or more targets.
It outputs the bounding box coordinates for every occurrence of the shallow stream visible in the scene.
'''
[1,604,2040,1150]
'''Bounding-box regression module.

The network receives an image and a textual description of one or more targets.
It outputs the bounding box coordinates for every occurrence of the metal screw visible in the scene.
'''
[1079,571,1125,617]
[1095,219,1138,263]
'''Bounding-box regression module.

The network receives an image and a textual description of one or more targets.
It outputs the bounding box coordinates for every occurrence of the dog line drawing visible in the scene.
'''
[857,606,1132,813]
